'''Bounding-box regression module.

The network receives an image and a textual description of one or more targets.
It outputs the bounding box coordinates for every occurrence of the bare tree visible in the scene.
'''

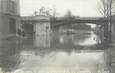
[45,9,53,16]
[97,0,115,42]
[97,0,115,23]
[39,7,47,16]
[33,11,38,16]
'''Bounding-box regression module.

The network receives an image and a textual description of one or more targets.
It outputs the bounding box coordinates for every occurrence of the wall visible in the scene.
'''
[34,34,50,48]
[35,22,50,35]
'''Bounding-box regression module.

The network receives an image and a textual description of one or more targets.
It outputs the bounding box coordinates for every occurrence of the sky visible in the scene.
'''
[20,0,101,17]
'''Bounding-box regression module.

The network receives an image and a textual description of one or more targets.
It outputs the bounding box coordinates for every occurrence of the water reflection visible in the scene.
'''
[50,31,103,49]
[15,50,106,73]
[77,32,101,46]
[0,38,20,73]
[20,29,104,49]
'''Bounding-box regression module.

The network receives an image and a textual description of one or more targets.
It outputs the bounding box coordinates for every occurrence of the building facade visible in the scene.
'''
[0,0,20,36]
[21,15,51,36]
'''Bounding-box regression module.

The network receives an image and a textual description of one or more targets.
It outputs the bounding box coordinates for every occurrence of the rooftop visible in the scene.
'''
[21,15,50,22]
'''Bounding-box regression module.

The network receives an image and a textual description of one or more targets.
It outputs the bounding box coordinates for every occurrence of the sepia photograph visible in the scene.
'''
[0,0,115,73]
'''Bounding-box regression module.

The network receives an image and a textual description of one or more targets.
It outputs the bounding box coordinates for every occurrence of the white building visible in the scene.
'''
[21,15,51,36]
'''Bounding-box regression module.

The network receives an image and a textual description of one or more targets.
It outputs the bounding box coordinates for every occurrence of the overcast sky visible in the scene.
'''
[20,0,101,17]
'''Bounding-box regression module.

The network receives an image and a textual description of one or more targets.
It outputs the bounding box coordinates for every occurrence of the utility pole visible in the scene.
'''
[109,0,112,43]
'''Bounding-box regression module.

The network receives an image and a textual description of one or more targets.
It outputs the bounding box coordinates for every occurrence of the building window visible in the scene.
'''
[46,26,49,30]
[9,18,16,33]
[9,0,16,13]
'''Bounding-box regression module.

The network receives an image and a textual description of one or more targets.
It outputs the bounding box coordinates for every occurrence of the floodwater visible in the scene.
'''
[0,24,113,73]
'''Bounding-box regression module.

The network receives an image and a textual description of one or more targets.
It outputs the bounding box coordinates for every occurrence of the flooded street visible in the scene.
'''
[0,24,113,73]
[1,0,115,73]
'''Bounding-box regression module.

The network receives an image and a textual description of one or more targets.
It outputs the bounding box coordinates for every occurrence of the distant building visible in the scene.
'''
[0,0,20,36]
[21,15,50,36]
